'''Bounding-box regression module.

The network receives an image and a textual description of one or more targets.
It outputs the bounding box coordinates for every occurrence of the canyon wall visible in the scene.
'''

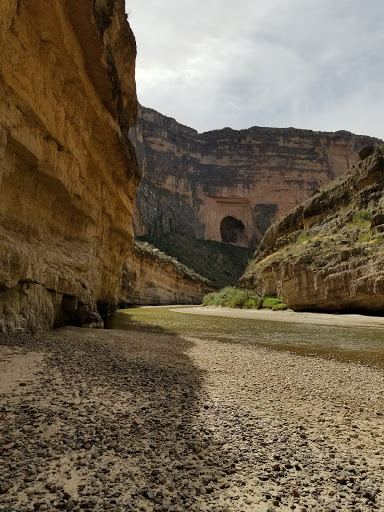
[0,0,140,332]
[241,148,384,314]
[131,106,382,248]
[121,241,214,306]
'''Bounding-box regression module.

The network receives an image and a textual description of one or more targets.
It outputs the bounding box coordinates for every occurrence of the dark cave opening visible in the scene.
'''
[220,216,245,243]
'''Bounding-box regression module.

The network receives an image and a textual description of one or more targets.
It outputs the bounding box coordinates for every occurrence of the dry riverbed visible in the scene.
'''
[0,322,383,512]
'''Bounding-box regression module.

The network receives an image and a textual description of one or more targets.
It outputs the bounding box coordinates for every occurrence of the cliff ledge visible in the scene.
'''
[241,148,384,314]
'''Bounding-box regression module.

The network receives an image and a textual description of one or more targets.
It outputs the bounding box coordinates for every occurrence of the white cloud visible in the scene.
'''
[126,0,384,139]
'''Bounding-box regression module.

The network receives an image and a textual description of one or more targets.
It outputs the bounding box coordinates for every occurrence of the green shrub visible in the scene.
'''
[202,292,217,306]
[262,297,282,309]
[202,287,261,309]
[272,302,288,311]
[228,289,254,308]
[202,289,287,311]
[243,299,256,309]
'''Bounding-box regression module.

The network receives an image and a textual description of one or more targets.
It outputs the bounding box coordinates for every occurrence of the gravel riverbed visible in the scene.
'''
[0,325,383,512]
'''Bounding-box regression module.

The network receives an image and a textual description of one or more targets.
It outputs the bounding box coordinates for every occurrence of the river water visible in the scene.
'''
[106,306,384,368]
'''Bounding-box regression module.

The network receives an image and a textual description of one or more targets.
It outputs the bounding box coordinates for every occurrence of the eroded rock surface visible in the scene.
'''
[241,148,384,313]
[120,241,214,306]
[131,105,382,248]
[0,0,140,332]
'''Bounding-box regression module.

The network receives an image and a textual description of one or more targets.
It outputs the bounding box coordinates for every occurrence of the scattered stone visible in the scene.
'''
[0,323,383,511]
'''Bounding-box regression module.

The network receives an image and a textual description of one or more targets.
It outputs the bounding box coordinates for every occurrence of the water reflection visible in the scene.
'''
[106,307,384,368]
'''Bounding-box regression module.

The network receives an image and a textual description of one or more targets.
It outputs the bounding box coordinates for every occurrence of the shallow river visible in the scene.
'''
[107,306,384,368]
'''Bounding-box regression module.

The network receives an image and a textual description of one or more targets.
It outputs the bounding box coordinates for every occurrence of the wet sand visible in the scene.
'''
[171,306,384,329]
[0,324,383,511]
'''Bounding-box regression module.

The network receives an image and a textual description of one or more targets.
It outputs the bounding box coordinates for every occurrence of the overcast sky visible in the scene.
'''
[126,0,384,139]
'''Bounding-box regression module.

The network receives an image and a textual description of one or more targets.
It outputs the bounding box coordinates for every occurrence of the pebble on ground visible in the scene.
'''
[0,326,383,511]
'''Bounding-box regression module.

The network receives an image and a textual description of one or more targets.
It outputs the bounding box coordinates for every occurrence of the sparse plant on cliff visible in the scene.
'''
[296,231,311,244]
[354,209,372,228]
[358,231,372,243]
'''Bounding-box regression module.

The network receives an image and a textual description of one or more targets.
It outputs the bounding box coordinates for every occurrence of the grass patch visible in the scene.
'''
[296,231,311,244]
[358,231,372,243]
[353,209,372,229]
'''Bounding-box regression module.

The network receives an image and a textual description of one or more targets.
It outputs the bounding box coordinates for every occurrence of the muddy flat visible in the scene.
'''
[0,327,383,511]
[172,306,384,329]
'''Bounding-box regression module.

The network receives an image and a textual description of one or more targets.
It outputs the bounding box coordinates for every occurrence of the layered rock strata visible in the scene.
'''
[0,0,140,332]
[121,241,214,306]
[131,105,382,247]
[241,148,384,314]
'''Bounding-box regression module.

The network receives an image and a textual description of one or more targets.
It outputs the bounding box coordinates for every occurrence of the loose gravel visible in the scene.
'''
[0,325,383,511]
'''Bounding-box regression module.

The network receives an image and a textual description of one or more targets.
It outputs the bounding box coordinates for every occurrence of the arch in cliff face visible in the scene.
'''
[220,216,245,244]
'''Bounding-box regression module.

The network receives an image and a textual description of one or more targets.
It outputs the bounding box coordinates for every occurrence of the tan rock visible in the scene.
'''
[0,0,140,332]
[241,149,384,314]
[121,241,214,306]
[131,106,382,247]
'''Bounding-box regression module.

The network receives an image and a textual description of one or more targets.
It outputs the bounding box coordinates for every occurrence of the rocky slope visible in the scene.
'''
[241,147,384,313]
[130,105,382,248]
[120,241,214,306]
[137,233,253,289]
[0,0,140,332]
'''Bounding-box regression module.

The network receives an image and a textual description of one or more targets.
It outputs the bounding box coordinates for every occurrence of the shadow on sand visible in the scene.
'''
[0,315,238,511]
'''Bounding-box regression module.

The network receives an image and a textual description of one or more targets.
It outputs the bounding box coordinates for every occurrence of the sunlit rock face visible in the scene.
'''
[241,148,384,314]
[131,105,382,249]
[120,242,214,306]
[0,0,140,332]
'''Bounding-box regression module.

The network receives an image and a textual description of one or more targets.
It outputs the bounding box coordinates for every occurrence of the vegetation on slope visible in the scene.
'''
[134,240,211,284]
[202,287,288,310]
[136,234,253,288]
[245,205,384,279]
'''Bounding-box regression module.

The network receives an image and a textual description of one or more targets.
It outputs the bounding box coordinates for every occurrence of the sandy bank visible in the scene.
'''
[171,306,384,329]
[0,327,383,511]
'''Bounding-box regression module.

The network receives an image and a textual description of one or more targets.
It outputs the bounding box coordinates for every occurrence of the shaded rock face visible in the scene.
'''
[241,149,384,314]
[0,0,140,332]
[121,242,214,306]
[131,106,382,248]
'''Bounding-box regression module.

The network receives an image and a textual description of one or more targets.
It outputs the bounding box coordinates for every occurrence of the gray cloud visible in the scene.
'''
[126,0,384,138]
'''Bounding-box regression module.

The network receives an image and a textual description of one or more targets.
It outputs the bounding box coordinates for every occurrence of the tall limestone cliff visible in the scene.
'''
[131,105,382,248]
[241,147,384,314]
[0,0,140,332]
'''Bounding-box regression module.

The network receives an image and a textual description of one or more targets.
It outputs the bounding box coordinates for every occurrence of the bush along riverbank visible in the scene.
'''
[202,287,289,310]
